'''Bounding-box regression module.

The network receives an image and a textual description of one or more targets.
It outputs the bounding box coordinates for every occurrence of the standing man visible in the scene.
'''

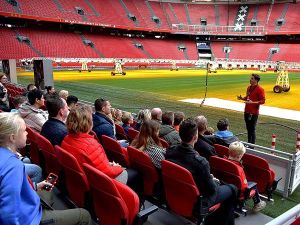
[237,74,265,144]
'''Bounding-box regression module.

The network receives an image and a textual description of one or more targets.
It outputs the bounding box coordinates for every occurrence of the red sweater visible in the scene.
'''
[62,133,123,178]
[244,85,265,115]
[230,160,248,193]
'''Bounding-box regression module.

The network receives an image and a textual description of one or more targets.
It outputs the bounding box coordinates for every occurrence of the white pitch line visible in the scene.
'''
[180,98,300,122]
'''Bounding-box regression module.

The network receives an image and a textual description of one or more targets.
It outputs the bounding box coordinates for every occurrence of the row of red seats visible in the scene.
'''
[1,1,299,33]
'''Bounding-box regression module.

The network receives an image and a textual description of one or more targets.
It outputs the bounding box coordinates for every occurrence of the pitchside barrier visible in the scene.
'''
[242,142,300,197]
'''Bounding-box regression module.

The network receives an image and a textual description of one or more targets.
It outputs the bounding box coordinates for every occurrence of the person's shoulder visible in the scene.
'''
[194,153,209,165]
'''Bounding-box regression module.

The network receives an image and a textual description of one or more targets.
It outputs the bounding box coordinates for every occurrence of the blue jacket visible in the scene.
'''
[215,130,234,139]
[0,147,42,225]
[41,118,68,146]
[92,112,116,140]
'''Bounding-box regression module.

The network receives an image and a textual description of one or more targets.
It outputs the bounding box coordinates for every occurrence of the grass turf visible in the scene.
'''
[16,69,300,218]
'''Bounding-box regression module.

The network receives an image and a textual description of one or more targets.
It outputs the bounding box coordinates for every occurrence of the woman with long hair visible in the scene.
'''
[131,120,165,169]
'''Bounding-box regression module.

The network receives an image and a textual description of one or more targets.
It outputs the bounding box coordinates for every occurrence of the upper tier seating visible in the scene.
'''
[0,27,198,60]
[1,1,300,33]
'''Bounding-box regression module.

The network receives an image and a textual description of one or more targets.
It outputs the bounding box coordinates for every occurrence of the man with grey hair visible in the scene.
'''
[194,115,216,161]
[151,107,162,123]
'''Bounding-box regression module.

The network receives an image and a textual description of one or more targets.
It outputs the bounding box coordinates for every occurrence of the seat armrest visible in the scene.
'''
[135,205,158,225]
[247,182,257,190]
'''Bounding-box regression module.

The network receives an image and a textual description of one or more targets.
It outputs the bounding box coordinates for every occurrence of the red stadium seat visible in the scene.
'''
[55,145,90,208]
[83,163,157,225]
[161,160,220,223]
[101,135,130,167]
[26,126,42,166]
[127,146,160,197]
[127,128,139,143]
[242,153,279,200]
[213,144,229,158]
[159,138,169,149]
[115,123,128,141]
[35,132,61,176]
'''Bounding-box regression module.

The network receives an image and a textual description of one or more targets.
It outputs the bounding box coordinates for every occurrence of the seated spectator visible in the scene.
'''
[62,105,127,183]
[92,98,116,140]
[24,83,37,96]
[173,111,185,132]
[122,111,133,135]
[131,120,166,169]
[159,111,181,147]
[112,108,123,126]
[41,95,69,146]
[151,107,162,123]
[19,89,48,133]
[228,141,266,212]
[214,118,239,147]
[194,115,216,161]
[44,86,56,101]
[134,109,151,131]
[66,95,79,110]
[0,73,10,112]
[58,90,69,100]
[93,98,129,147]
[11,95,27,112]
[0,112,92,225]
[166,118,237,225]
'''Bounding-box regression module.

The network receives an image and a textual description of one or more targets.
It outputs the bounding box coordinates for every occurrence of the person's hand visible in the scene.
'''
[237,95,243,100]
[37,180,54,192]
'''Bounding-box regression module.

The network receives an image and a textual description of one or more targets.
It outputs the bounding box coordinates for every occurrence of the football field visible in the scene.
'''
[17,69,300,153]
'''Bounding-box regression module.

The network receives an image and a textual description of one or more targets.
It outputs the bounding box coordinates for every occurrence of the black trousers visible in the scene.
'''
[244,113,258,144]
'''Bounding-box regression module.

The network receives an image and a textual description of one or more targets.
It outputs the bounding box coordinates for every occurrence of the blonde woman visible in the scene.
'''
[0,113,91,225]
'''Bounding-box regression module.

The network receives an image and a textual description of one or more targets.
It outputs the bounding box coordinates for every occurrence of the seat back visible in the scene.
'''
[213,144,229,158]
[26,126,41,165]
[55,145,89,208]
[209,156,246,198]
[242,153,275,194]
[35,133,61,175]
[161,160,199,217]
[127,146,159,196]
[127,128,139,143]
[115,124,128,140]
[160,138,169,149]
[101,135,129,167]
[83,163,139,225]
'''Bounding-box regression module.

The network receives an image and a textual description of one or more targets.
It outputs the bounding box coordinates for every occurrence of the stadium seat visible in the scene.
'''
[242,153,280,200]
[115,123,128,141]
[26,126,42,166]
[161,160,220,224]
[127,146,161,198]
[127,128,139,143]
[83,163,158,225]
[35,132,61,176]
[159,138,169,149]
[209,156,256,214]
[213,144,229,158]
[55,145,90,208]
[101,135,130,167]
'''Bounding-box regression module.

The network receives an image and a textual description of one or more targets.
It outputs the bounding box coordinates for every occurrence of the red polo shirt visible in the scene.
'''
[244,84,265,115]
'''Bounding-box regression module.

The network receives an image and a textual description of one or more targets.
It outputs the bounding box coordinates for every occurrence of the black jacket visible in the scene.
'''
[166,143,218,205]
[194,135,217,161]
[159,124,181,147]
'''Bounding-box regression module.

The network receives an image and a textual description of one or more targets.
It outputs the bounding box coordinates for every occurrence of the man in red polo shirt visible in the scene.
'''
[237,74,265,144]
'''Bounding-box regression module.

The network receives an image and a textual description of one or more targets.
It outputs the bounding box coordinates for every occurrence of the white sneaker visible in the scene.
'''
[253,201,266,212]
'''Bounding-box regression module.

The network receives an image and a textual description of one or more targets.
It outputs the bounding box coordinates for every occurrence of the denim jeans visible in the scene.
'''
[24,163,43,183]
[205,184,237,225]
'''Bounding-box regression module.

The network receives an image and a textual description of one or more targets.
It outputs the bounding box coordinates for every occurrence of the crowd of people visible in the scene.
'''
[0,71,268,225]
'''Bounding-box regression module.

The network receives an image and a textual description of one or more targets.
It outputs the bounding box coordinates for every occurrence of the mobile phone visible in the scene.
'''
[43,173,58,191]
